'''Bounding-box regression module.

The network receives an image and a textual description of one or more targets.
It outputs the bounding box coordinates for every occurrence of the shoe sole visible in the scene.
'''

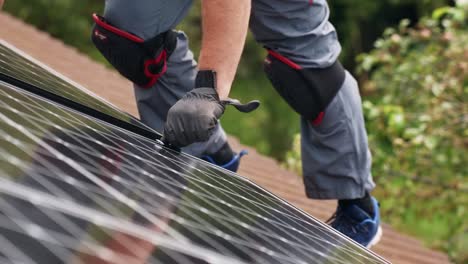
[366,226,383,249]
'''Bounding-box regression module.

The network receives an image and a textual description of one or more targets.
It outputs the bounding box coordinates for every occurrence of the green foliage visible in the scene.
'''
[329,0,450,70]
[358,5,467,262]
[285,4,468,262]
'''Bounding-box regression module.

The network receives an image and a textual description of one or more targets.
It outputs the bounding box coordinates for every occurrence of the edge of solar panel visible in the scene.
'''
[0,79,247,264]
[0,39,160,141]
[0,80,390,263]
[0,41,391,263]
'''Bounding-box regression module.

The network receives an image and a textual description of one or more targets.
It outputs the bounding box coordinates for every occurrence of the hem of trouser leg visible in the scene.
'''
[304,184,367,200]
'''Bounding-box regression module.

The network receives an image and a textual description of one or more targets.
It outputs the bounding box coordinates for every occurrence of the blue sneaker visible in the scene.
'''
[202,150,248,172]
[327,197,382,248]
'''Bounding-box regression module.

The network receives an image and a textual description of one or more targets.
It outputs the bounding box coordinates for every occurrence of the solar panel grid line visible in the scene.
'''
[0,41,157,140]
[0,85,292,221]
[2,85,336,262]
[167,159,388,262]
[0,156,292,264]
[1,187,91,244]
[0,40,120,115]
[0,53,390,264]
[152,160,350,256]
[0,234,37,264]
[0,209,166,264]
[29,143,304,263]
[18,91,151,152]
[66,141,344,262]
[0,255,20,264]
[103,171,358,264]
[160,178,330,261]
[148,155,316,222]
[8,109,326,235]
[6,150,334,261]
[146,180,310,263]
[0,84,270,262]
[0,169,173,264]
[0,138,195,223]
[0,40,138,122]
[0,180,245,264]
[1,154,138,227]
[164,149,387,263]
[0,88,376,264]
[58,96,374,260]
[8,135,244,260]
[0,198,74,262]
[0,80,150,154]
[0,107,191,245]
[119,136,384,260]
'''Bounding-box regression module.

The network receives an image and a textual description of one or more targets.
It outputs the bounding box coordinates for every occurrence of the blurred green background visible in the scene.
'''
[3,0,467,262]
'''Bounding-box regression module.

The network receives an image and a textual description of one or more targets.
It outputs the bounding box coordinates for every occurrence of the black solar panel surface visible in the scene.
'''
[0,80,388,263]
[0,41,154,138]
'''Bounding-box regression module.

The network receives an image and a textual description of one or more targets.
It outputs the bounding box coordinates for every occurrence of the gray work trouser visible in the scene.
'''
[103,0,375,199]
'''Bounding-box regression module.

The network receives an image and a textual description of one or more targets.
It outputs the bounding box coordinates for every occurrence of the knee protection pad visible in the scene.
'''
[263,50,346,123]
[91,14,177,88]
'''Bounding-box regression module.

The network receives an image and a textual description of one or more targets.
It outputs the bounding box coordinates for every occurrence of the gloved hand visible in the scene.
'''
[163,70,259,148]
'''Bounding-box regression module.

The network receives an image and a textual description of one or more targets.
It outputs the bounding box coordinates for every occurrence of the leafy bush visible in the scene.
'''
[285,3,467,262]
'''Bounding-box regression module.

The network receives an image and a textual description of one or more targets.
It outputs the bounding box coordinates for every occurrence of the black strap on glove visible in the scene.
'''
[162,70,259,148]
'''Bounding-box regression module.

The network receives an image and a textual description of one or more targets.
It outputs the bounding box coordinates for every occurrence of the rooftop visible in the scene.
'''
[0,11,451,264]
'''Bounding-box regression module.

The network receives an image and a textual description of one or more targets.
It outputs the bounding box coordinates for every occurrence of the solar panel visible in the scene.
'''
[0,80,388,263]
[0,40,157,140]
[0,40,390,263]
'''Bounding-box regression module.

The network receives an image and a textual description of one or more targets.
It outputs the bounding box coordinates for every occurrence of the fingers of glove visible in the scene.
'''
[163,125,188,147]
[164,119,214,147]
[164,101,219,147]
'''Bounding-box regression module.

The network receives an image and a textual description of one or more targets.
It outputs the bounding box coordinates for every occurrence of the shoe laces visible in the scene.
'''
[326,207,369,235]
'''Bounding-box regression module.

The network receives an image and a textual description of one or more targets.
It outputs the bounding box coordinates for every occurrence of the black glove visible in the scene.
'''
[163,70,259,148]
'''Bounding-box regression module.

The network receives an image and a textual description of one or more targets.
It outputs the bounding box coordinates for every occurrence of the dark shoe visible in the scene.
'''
[327,197,382,248]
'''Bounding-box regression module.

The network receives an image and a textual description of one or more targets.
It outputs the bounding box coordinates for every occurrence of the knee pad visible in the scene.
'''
[263,50,346,123]
[91,14,177,88]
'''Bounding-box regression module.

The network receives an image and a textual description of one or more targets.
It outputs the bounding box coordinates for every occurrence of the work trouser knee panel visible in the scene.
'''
[263,51,345,122]
[310,85,348,131]
[91,14,177,88]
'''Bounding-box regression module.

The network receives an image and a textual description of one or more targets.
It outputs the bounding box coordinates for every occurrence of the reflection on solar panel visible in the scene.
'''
[0,42,390,264]
[0,41,157,139]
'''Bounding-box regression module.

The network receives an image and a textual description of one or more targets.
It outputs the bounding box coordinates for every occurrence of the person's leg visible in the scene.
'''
[300,72,375,199]
[102,0,228,158]
[250,0,374,199]
[251,0,380,246]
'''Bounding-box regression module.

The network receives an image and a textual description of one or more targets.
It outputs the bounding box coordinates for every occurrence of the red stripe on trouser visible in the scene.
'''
[311,111,325,125]
[267,49,325,125]
[267,50,302,70]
